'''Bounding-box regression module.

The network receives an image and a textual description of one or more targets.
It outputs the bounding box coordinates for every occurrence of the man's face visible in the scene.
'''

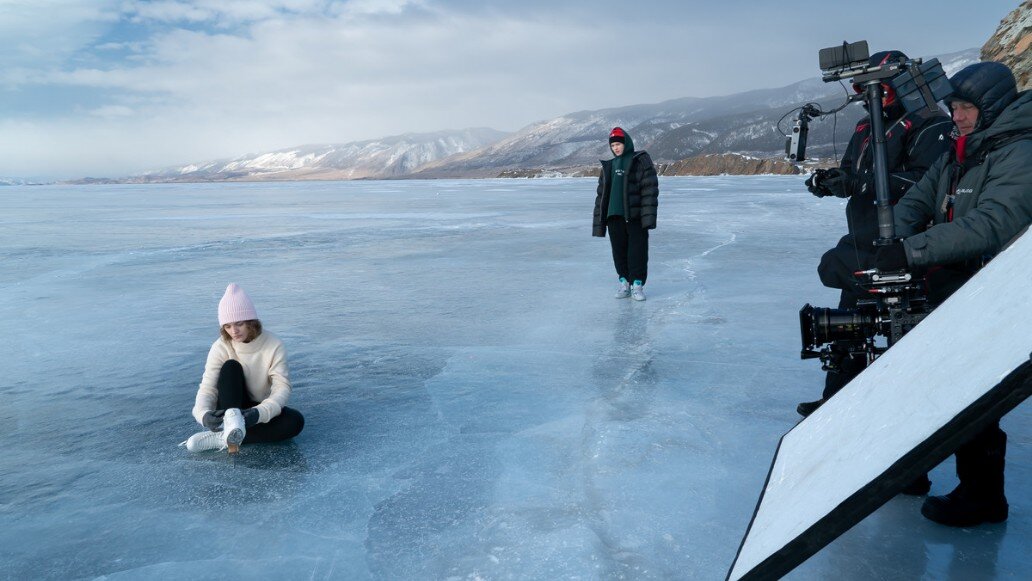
[610,142,625,156]
[951,100,980,136]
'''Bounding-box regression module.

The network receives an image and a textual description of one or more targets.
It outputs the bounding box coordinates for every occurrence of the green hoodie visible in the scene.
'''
[607,132,636,218]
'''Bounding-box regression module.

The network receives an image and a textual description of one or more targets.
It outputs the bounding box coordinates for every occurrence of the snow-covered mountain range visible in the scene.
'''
[89,48,978,183]
[122,127,508,183]
[1,178,42,186]
[414,49,978,178]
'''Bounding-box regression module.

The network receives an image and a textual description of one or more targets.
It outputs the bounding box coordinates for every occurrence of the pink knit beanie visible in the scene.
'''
[218,283,258,325]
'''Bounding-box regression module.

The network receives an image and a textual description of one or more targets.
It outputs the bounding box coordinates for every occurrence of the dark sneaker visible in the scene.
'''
[796,398,825,417]
[921,487,1008,527]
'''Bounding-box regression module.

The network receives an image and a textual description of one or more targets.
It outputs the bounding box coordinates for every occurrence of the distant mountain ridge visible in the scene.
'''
[81,48,979,183]
[117,127,509,183]
[412,77,842,178]
[414,48,978,178]
[1,178,41,186]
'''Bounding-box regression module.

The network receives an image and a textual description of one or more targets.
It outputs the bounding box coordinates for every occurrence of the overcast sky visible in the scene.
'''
[0,0,1020,180]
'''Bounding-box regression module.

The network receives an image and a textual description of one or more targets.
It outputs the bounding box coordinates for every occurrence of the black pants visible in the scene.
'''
[217,360,305,444]
[955,421,1007,496]
[607,216,649,284]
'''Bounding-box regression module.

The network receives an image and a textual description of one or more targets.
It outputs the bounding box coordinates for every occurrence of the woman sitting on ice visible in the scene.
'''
[182,283,305,453]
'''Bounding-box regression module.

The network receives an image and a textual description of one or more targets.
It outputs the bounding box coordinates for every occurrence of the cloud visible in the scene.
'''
[337,0,425,16]
[122,0,342,25]
[0,0,1018,179]
[89,105,135,118]
[0,0,120,70]
[0,4,611,177]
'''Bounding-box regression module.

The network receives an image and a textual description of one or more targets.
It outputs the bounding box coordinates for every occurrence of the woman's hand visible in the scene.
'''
[242,408,260,428]
[201,410,225,431]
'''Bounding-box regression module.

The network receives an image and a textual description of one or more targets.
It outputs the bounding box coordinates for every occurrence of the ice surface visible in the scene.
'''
[0,177,1028,580]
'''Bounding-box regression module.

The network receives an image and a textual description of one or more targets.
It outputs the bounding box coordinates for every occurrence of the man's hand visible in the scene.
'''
[819,168,855,198]
[805,170,828,197]
[874,241,909,271]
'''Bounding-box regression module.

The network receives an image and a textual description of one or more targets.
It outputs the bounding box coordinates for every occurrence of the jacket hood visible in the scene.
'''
[963,90,1031,154]
[947,62,1018,132]
[614,131,635,157]
[982,90,1032,137]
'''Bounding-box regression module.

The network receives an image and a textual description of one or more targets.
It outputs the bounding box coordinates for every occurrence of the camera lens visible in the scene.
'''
[800,304,876,350]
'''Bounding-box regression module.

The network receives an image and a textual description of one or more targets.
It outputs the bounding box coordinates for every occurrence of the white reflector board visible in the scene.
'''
[728,231,1032,581]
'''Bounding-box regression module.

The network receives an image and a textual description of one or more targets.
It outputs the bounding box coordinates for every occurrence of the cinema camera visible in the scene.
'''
[795,41,952,370]
[799,270,930,368]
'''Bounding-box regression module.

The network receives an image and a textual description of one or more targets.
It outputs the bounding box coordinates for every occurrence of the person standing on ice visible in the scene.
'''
[593,126,659,301]
[182,283,305,453]
[796,50,952,418]
[873,61,1032,527]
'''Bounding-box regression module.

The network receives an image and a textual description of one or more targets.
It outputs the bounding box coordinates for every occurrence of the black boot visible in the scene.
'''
[922,485,1008,526]
[922,427,1008,527]
[796,398,825,417]
[900,473,931,496]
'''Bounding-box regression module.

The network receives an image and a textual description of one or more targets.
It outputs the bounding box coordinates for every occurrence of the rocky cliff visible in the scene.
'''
[660,154,801,177]
[982,1,1031,90]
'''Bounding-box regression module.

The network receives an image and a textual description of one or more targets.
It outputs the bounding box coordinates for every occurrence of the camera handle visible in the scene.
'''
[860,80,897,245]
[785,104,823,162]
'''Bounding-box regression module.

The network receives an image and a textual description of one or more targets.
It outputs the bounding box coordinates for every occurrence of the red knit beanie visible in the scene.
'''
[609,127,626,144]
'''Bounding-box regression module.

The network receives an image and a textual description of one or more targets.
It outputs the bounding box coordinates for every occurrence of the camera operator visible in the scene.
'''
[797,50,953,419]
[873,61,1032,527]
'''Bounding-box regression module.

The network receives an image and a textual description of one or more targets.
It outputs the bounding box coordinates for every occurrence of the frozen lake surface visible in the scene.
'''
[1,177,1029,580]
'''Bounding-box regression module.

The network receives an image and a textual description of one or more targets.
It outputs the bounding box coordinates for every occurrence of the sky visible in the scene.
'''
[0,0,1021,180]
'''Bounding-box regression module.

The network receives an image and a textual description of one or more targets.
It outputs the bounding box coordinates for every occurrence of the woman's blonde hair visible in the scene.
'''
[220,319,263,342]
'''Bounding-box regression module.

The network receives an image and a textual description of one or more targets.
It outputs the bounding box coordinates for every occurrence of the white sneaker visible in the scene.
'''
[631,281,646,301]
[181,430,226,453]
[223,408,246,453]
[614,279,631,299]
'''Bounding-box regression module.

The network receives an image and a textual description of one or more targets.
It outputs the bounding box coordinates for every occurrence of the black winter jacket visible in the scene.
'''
[895,90,1032,303]
[817,105,952,293]
[593,151,659,236]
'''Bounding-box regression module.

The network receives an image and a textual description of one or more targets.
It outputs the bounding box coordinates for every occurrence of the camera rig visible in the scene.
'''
[786,41,950,164]
[800,270,931,369]
[796,41,951,371]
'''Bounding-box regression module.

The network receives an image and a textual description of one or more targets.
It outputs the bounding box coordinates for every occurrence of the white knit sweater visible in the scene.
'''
[191,332,291,426]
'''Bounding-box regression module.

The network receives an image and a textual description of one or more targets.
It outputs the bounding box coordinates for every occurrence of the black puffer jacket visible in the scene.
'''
[592,140,659,237]
[817,104,952,293]
[895,63,1032,303]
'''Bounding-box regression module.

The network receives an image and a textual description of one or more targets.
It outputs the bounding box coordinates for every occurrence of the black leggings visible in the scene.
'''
[216,360,305,444]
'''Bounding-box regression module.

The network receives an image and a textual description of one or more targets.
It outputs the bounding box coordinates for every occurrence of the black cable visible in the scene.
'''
[831,80,851,160]
[776,106,806,137]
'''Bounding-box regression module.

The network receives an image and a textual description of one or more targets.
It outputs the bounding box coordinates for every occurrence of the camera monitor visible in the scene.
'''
[818,41,869,72]
[892,58,953,113]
